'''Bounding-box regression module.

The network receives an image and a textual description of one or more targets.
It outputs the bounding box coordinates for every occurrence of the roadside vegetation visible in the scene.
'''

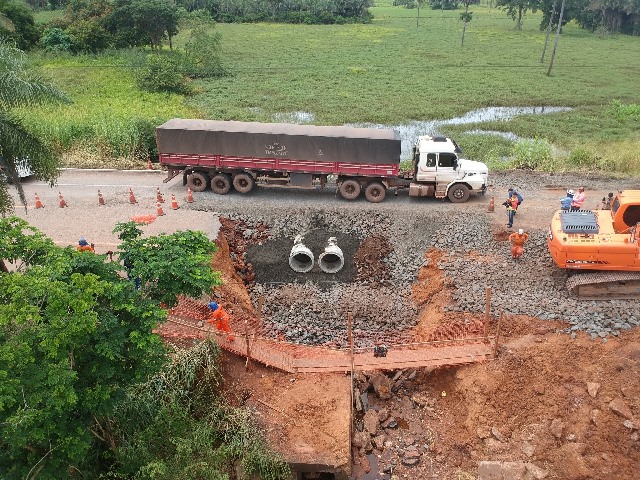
[0,218,290,479]
[7,1,639,175]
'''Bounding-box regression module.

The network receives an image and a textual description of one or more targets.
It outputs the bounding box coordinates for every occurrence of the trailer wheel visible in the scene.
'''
[448,184,470,203]
[365,182,386,203]
[211,174,232,195]
[187,172,209,192]
[339,179,361,200]
[233,172,255,194]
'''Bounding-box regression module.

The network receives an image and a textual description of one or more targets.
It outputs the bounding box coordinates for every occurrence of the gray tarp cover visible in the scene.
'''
[156,119,401,165]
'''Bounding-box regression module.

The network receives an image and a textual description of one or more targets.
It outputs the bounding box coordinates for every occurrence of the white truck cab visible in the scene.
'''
[411,135,488,203]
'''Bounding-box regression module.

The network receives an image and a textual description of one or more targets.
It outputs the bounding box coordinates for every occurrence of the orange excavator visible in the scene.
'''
[547,190,640,299]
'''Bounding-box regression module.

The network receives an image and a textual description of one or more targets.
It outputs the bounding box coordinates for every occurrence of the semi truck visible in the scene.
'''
[156,119,489,203]
[547,190,640,299]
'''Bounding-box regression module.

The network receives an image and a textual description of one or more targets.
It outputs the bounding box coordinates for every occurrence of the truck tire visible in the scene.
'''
[448,184,470,203]
[211,174,232,195]
[233,172,255,194]
[339,179,361,200]
[365,182,386,203]
[187,172,209,192]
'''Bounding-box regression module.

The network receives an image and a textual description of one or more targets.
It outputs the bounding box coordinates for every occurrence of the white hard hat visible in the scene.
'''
[518,229,524,235]
[567,189,574,195]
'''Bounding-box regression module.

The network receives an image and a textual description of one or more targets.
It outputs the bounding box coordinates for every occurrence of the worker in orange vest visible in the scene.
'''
[508,229,529,260]
[207,301,234,341]
[77,238,95,253]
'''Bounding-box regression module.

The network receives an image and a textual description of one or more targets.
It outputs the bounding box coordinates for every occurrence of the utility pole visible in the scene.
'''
[547,0,566,76]
[541,0,558,63]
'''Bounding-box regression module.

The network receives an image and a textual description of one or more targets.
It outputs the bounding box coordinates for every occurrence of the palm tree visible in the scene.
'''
[0,39,69,215]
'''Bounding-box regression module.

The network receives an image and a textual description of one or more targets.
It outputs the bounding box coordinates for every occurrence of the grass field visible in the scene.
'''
[27,1,640,172]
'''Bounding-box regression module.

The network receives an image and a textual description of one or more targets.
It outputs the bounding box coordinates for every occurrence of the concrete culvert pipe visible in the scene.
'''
[289,235,314,273]
[319,237,344,274]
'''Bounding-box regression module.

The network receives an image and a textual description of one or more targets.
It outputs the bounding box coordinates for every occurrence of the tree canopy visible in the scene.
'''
[0,218,221,478]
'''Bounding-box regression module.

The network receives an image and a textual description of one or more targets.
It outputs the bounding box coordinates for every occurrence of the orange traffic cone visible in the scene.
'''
[147,158,153,170]
[156,187,164,203]
[58,191,68,208]
[129,187,137,204]
[34,192,44,209]
[98,190,105,206]
[186,187,194,203]
[170,193,179,210]
[488,196,495,212]
[156,202,165,216]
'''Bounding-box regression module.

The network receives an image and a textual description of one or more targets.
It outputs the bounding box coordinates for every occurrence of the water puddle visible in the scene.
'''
[268,106,572,159]
[348,106,571,159]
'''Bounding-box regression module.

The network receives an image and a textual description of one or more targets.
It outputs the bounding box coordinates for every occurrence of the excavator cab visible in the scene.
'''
[611,191,640,233]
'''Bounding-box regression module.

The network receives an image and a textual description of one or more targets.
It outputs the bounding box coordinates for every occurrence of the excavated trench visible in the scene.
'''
[220,216,419,349]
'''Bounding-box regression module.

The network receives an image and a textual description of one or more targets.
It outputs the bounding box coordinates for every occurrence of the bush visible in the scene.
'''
[183,25,227,79]
[68,19,110,53]
[565,146,601,170]
[509,138,554,170]
[136,53,191,94]
[609,99,640,122]
[40,27,73,52]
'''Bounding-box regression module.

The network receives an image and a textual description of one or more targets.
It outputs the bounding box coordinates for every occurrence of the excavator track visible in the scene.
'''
[566,271,640,300]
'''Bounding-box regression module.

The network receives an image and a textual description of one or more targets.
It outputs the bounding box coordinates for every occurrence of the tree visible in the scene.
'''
[0,218,222,477]
[0,40,69,216]
[460,0,473,46]
[113,222,221,307]
[0,1,40,49]
[496,0,538,30]
[110,0,179,49]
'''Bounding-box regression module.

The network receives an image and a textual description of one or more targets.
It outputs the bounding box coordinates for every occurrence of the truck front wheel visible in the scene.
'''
[233,173,255,194]
[211,174,232,195]
[448,184,470,203]
[188,172,209,192]
[339,179,361,200]
[365,182,386,203]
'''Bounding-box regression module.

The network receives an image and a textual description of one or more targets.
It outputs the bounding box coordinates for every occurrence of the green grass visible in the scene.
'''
[27,2,640,173]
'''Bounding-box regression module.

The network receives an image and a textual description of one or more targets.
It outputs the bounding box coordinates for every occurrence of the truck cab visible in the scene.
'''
[411,136,489,202]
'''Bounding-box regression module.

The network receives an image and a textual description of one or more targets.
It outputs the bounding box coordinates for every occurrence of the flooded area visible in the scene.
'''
[272,106,571,160]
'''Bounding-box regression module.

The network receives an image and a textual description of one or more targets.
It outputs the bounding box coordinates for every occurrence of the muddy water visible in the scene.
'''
[272,106,571,160]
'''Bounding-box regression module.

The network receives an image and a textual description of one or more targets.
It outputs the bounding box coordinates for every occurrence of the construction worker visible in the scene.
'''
[560,189,574,211]
[571,187,587,211]
[77,238,94,253]
[207,301,234,341]
[601,192,614,210]
[503,192,519,228]
[508,229,529,260]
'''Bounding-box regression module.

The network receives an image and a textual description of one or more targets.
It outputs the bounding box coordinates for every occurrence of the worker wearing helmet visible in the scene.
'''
[207,301,234,341]
[560,190,574,211]
[77,238,94,252]
[508,229,529,260]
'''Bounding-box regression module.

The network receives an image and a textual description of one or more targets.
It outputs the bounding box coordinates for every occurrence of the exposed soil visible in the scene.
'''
[165,218,640,480]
